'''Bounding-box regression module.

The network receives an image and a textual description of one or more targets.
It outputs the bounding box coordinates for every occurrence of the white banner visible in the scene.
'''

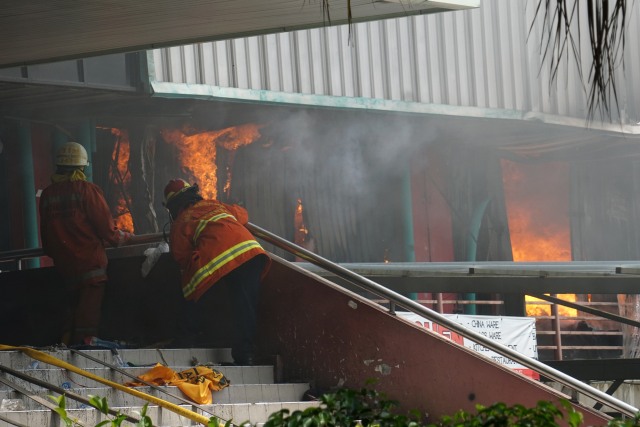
[398,312,539,380]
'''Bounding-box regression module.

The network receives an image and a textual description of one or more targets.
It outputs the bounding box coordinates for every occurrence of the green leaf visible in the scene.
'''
[88,395,109,414]
[48,394,65,408]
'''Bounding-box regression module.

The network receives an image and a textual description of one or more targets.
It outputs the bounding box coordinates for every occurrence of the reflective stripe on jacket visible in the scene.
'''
[169,199,270,301]
[39,180,131,286]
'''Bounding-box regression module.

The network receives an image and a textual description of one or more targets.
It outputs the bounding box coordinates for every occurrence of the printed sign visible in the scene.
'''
[398,312,539,380]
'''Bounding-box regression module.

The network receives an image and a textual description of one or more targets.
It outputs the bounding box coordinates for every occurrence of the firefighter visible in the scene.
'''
[163,178,271,365]
[39,141,134,346]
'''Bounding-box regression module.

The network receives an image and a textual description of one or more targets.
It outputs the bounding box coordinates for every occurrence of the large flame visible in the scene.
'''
[161,123,263,200]
[110,128,134,233]
[501,159,577,317]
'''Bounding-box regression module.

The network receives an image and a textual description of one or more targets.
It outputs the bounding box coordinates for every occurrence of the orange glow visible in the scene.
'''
[161,123,263,200]
[216,124,263,151]
[502,160,571,262]
[294,198,309,246]
[110,129,134,233]
[223,165,232,199]
[161,128,219,199]
[525,294,577,317]
[293,197,315,261]
[501,159,576,317]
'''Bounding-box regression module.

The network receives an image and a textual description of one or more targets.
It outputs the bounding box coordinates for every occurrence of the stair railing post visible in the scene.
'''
[551,294,563,361]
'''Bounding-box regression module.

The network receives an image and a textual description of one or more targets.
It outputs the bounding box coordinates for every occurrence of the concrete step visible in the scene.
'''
[0,364,275,391]
[0,382,311,409]
[0,348,234,370]
[0,347,319,426]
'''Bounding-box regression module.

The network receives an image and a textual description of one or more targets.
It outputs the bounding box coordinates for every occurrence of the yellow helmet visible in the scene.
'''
[56,142,89,167]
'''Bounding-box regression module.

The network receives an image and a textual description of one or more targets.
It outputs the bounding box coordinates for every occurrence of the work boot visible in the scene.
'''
[233,354,255,366]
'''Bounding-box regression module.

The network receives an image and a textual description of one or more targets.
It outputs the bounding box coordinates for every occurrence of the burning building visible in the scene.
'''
[1,0,640,360]
[2,106,640,360]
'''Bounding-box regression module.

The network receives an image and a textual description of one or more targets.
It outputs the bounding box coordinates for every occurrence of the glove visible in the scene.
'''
[141,242,170,278]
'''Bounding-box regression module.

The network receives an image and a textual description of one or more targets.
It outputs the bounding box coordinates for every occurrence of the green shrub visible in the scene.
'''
[48,387,640,427]
[429,400,579,427]
[48,394,153,427]
[264,386,423,427]
[263,388,640,427]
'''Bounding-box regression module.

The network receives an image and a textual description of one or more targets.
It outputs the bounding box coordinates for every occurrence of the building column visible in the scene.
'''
[77,120,95,182]
[402,167,417,301]
[18,122,39,268]
[0,130,8,252]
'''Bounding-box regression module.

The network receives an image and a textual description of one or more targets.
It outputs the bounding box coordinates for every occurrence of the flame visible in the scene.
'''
[215,124,262,150]
[293,197,316,261]
[223,165,232,199]
[294,198,309,246]
[501,159,576,317]
[161,128,219,199]
[110,128,134,233]
[161,123,263,200]
[525,295,577,317]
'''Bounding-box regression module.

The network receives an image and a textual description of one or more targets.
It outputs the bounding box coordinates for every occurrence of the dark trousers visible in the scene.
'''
[225,255,266,363]
[178,255,266,363]
[65,281,106,345]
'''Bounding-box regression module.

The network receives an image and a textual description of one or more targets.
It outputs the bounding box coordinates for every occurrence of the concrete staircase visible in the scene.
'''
[0,347,319,426]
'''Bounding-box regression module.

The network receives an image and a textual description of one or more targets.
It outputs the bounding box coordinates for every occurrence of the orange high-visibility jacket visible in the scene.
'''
[39,180,131,286]
[169,199,270,301]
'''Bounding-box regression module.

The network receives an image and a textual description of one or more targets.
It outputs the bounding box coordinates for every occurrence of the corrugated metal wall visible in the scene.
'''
[149,0,640,124]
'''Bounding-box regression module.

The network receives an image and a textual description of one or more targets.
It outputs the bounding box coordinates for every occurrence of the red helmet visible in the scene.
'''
[163,178,192,206]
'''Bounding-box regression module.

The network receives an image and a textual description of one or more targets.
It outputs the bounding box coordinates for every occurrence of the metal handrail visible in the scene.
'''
[0,233,165,266]
[2,224,639,415]
[246,222,640,418]
[0,247,45,262]
[68,348,222,419]
[0,363,140,423]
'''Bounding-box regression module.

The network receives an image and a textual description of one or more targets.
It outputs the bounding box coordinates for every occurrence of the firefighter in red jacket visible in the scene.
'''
[39,141,133,346]
[164,178,271,365]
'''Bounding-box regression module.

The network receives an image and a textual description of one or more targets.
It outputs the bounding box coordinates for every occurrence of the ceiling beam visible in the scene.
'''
[0,0,478,68]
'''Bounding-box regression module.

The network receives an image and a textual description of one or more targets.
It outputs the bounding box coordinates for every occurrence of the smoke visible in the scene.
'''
[137,97,640,264]
[261,108,439,201]
[222,106,444,261]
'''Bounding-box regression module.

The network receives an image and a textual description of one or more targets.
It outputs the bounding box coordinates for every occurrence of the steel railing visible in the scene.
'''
[2,224,639,416]
[246,222,640,417]
[0,233,165,270]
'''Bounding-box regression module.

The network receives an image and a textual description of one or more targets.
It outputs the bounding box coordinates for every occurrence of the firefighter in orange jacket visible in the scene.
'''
[164,178,271,365]
[39,141,133,346]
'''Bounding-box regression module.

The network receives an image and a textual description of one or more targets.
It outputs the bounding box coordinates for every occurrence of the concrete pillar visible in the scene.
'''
[18,122,39,268]
[402,167,417,301]
[76,120,95,182]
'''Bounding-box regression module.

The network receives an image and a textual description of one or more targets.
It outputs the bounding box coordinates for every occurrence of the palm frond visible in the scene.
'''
[531,0,630,122]
[322,0,354,43]
[322,0,331,23]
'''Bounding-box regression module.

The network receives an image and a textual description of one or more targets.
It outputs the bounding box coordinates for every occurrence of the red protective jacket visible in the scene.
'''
[169,199,270,301]
[39,179,131,287]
